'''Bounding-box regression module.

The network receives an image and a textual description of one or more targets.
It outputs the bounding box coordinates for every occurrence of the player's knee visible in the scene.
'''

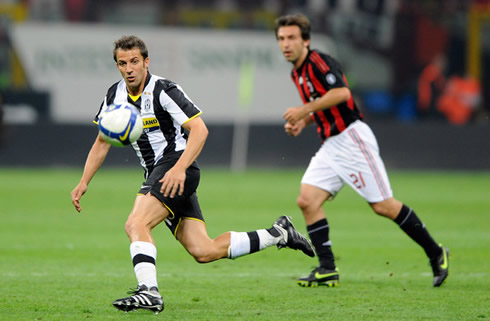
[372,204,387,216]
[124,216,144,237]
[124,219,135,237]
[369,202,378,213]
[191,244,226,263]
[296,194,310,211]
[371,199,402,219]
[296,194,318,214]
[194,255,212,264]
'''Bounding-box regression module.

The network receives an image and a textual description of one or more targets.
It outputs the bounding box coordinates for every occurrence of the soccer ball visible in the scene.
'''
[98,103,143,147]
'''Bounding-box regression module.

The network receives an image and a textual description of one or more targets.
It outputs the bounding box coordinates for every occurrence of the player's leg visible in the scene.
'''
[370,197,442,259]
[345,121,448,286]
[369,198,449,287]
[112,193,167,313]
[295,183,339,287]
[326,120,448,286]
[297,184,335,267]
[176,218,229,262]
[294,146,346,287]
[176,215,314,263]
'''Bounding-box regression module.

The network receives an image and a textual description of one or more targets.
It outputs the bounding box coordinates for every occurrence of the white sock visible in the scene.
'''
[228,229,281,259]
[130,241,158,290]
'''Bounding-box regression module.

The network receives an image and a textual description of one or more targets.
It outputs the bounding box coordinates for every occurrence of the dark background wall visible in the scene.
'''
[0,122,488,170]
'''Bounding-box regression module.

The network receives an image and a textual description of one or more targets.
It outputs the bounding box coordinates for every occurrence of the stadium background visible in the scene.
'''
[0,0,488,170]
[0,2,489,320]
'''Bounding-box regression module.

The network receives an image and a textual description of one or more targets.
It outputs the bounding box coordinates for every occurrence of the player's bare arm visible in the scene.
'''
[71,134,111,212]
[283,87,351,124]
[159,116,208,198]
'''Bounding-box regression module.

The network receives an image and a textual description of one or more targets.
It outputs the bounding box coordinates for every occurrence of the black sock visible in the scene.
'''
[394,204,442,259]
[307,218,336,270]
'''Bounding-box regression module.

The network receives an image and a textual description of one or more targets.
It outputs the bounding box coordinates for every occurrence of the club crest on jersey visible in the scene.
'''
[144,98,152,112]
[326,73,336,85]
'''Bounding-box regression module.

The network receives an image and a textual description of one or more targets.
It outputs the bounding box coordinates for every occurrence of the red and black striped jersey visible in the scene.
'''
[291,49,363,141]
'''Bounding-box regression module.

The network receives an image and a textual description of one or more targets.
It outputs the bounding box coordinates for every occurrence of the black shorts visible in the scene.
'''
[138,154,204,238]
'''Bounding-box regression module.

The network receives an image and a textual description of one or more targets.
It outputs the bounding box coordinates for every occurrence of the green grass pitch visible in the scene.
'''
[0,168,489,320]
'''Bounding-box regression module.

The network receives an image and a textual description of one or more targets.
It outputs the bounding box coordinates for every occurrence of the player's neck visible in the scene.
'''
[293,48,309,69]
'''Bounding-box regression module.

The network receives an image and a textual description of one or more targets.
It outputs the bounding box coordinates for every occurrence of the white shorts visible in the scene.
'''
[301,120,393,203]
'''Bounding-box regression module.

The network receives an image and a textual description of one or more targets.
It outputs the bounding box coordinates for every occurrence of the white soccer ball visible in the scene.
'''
[98,103,143,147]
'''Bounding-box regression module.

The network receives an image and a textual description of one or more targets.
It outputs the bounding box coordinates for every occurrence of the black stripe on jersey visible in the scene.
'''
[153,80,179,155]
[136,133,156,178]
[312,112,327,141]
[153,79,201,156]
[337,103,360,129]
[106,82,118,105]
[323,110,340,136]
[165,83,201,119]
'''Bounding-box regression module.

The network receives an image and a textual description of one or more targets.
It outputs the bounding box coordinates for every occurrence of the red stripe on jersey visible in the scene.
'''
[346,96,355,110]
[317,111,331,138]
[310,51,330,73]
[307,64,326,95]
[292,70,307,104]
[301,67,311,98]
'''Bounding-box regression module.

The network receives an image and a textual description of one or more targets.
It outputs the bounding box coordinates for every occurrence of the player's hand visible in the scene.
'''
[283,106,307,124]
[284,121,304,137]
[71,182,88,213]
[159,167,186,198]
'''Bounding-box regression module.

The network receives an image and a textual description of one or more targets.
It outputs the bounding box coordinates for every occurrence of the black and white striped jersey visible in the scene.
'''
[94,72,202,178]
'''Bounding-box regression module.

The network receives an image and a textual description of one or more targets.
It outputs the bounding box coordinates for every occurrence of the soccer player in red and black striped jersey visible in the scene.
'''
[275,14,449,288]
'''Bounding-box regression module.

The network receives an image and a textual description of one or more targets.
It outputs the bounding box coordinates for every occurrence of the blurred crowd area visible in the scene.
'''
[0,0,488,125]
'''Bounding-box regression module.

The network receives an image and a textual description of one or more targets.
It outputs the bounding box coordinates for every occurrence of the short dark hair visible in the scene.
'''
[274,14,311,41]
[113,35,149,62]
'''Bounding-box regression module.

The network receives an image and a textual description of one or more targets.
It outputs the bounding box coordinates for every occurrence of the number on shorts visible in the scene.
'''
[350,172,366,189]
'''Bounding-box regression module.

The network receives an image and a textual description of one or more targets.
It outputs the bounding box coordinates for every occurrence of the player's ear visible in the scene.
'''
[144,57,150,69]
[304,39,310,49]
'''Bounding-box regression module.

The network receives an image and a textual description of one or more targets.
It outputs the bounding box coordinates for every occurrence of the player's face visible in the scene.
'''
[277,25,309,69]
[115,48,149,95]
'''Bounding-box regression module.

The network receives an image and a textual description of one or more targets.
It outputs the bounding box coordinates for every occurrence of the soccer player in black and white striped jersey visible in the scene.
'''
[274,14,449,288]
[71,35,314,314]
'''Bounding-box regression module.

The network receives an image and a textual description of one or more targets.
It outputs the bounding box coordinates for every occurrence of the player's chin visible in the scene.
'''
[126,78,137,85]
